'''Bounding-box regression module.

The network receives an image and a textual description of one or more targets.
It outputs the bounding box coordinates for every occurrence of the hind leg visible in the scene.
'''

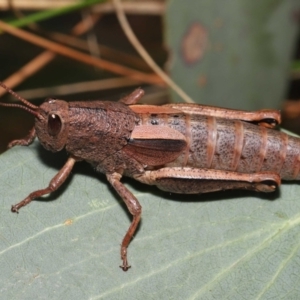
[134,167,281,194]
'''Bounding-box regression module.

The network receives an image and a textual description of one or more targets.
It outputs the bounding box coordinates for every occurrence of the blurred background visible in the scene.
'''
[0,0,299,153]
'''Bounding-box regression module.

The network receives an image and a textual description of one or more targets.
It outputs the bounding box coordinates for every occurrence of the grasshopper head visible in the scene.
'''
[35,98,69,152]
[0,82,69,152]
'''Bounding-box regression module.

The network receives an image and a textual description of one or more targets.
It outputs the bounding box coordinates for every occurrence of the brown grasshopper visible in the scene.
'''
[0,81,298,271]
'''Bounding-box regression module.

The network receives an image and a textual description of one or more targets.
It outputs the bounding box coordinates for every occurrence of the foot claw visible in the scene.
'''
[11,205,19,213]
[120,259,131,271]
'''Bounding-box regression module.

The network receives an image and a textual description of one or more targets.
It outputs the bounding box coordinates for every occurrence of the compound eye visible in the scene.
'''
[48,114,62,136]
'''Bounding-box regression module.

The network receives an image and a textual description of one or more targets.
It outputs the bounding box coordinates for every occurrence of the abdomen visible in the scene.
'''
[139,112,300,180]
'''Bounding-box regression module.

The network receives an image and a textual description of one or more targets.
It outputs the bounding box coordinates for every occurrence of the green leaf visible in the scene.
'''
[1,140,300,299]
[165,0,300,110]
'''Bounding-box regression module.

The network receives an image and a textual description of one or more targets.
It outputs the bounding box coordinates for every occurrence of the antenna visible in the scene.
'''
[0,82,41,118]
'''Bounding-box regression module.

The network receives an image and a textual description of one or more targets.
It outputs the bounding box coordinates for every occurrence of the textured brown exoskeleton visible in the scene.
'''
[1,81,299,271]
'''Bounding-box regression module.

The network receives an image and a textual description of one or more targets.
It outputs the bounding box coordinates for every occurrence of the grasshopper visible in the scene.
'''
[0,81,297,271]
